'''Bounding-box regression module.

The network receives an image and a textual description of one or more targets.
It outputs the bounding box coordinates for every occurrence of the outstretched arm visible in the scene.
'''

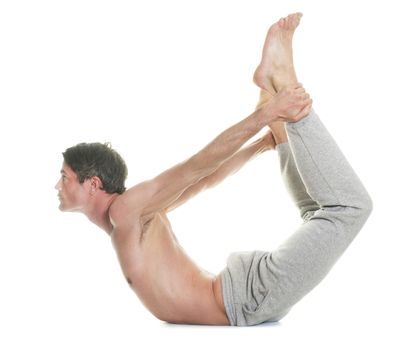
[165,132,275,212]
[116,110,267,218]
[111,86,311,219]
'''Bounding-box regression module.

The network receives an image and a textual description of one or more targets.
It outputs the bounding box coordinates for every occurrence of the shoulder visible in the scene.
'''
[109,181,158,227]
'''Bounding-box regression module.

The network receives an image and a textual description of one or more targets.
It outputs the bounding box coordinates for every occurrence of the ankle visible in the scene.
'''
[269,121,288,144]
[272,73,298,93]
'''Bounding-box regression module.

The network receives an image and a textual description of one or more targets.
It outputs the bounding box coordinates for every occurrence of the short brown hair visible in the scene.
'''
[62,142,127,194]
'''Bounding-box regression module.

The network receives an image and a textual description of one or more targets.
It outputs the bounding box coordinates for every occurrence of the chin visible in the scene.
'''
[58,203,66,212]
[58,201,70,212]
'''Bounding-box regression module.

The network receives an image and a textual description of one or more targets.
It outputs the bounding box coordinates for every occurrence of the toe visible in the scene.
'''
[277,18,286,28]
[293,15,300,26]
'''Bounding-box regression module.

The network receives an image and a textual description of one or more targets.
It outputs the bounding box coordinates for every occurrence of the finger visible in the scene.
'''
[301,98,312,109]
[292,93,309,103]
[294,87,306,94]
[294,103,312,121]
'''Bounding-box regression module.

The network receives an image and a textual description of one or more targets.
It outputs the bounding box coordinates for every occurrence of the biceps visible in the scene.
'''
[165,177,210,212]
[123,158,206,215]
[146,158,211,210]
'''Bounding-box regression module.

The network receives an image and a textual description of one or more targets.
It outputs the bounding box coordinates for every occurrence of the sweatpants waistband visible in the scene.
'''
[220,267,236,326]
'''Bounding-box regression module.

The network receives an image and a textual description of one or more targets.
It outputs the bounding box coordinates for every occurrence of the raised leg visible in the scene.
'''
[254,13,318,218]
[252,14,373,323]
[221,13,373,327]
[223,108,373,327]
[254,13,303,142]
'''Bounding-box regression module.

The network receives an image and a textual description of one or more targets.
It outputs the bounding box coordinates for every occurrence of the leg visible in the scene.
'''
[221,14,373,326]
[256,111,373,322]
[253,13,302,94]
[255,13,372,322]
[222,110,373,326]
[254,12,302,141]
[255,13,319,219]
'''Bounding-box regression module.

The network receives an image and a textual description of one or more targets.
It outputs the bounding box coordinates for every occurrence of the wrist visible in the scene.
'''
[253,106,272,129]
[251,133,275,153]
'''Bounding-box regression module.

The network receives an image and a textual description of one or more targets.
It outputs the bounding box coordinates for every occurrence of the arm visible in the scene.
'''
[113,86,311,218]
[117,109,267,218]
[165,132,275,212]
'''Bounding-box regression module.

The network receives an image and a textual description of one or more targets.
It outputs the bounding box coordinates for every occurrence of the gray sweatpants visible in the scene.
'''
[220,110,373,326]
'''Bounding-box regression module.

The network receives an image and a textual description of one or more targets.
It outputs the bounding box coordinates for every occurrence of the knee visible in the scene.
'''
[357,192,373,223]
[318,193,373,233]
[335,193,373,234]
[338,186,373,225]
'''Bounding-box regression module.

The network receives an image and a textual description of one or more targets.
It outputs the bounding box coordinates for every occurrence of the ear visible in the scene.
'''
[89,176,103,195]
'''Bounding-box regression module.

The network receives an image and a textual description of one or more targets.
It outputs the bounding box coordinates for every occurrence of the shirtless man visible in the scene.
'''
[56,13,372,326]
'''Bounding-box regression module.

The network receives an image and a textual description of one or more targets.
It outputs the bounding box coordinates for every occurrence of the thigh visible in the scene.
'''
[260,208,360,316]
[223,207,362,326]
[249,211,353,323]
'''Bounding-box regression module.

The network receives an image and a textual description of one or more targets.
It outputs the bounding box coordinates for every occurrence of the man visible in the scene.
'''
[56,13,372,326]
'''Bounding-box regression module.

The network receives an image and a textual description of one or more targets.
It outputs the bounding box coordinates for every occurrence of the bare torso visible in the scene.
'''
[111,211,229,325]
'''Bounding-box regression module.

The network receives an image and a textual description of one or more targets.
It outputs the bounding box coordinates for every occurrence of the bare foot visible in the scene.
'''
[253,13,302,94]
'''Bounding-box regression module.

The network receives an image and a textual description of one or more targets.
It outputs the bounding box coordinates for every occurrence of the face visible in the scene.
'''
[55,162,90,212]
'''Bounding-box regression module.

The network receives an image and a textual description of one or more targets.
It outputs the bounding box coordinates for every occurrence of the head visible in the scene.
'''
[55,142,128,212]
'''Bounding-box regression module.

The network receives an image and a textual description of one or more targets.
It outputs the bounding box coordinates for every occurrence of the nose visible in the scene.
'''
[55,179,62,191]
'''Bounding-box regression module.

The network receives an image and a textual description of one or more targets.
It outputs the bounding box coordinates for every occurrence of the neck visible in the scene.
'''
[85,193,119,235]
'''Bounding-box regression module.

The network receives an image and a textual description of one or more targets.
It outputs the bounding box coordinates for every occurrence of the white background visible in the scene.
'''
[1,0,419,349]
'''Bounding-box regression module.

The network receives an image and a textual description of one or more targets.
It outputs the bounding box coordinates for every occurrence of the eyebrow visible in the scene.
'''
[60,170,67,175]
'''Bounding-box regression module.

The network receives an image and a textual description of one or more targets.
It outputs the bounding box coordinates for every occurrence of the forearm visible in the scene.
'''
[188,84,311,179]
[165,135,272,212]
[118,87,309,216]
[190,109,267,178]
[204,136,270,188]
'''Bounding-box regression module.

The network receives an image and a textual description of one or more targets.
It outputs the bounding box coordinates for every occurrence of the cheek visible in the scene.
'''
[70,186,85,201]
[63,183,86,203]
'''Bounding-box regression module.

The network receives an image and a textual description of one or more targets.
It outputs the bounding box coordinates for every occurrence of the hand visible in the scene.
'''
[264,84,312,123]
